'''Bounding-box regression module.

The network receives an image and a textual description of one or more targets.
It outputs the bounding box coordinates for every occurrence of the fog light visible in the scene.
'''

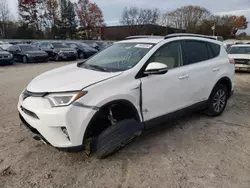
[61,127,70,140]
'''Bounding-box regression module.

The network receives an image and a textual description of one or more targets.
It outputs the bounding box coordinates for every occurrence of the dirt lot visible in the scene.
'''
[0,62,250,188]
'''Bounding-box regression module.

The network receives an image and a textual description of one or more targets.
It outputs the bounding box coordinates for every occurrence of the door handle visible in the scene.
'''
[178,75,189,80]
[213,68,220,72]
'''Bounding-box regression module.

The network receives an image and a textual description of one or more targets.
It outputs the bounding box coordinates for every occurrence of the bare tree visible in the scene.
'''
[120,7,160,25]
[0,0,10,38]
[161,5,210,30]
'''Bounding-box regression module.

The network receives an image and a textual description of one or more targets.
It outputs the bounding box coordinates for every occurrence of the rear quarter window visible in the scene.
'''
[208,43,221,57]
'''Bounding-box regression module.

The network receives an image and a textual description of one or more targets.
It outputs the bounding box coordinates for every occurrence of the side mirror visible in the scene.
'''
[16,49,21,53]
[144,62,168,75]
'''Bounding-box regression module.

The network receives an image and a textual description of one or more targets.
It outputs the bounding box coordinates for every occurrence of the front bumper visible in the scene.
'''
[0,58,14,64]
[17,95,97,150]
[58,52,77,59]
[235,64,250,72]
[28,55,48,62]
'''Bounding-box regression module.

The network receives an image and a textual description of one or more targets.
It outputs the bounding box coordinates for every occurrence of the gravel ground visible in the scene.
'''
[0,62,250,188]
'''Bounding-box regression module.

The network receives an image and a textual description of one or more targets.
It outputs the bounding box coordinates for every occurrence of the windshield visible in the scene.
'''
[229,46,250,54]
[20,45,37,51]
[52,42,68,48]
[82,43,154,72]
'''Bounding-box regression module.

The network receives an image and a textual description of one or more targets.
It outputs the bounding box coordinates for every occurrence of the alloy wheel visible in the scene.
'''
[213,89,226,113]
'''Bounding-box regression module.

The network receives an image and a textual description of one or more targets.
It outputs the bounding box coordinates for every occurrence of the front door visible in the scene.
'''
[140,41,190,122]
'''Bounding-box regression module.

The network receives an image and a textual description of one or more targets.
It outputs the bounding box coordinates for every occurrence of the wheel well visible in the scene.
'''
[215,77,232,97]
[83,100,140,142]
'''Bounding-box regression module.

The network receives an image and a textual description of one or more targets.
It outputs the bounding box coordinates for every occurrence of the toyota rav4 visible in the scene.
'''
[18,34,235,158]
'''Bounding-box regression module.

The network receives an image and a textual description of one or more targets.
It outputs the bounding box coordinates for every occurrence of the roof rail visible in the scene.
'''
[125,35,164,40]
[164,33,216,40]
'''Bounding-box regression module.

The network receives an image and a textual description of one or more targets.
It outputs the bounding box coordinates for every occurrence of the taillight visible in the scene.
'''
[229,58,235,64]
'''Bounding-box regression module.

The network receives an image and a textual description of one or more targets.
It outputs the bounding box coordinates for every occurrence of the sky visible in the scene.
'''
[8,0,250,33]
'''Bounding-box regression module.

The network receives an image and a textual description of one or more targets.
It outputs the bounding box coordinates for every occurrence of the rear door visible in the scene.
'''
[181,40,221,105]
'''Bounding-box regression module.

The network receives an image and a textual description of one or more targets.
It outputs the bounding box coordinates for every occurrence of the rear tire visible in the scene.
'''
[204,84,228,117]
[79,52,85,59]
[94,119,142,159]
[22,56,28,63]
[54,54,60,61]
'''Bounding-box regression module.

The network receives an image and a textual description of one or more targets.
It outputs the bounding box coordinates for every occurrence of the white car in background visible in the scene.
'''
[228,44,250,71]
[18,34,235,158]
[0,41,12,50]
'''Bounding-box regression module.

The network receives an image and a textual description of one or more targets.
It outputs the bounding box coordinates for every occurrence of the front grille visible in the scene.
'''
[19,114,50,144]
[0,56,9,59]
[19,114,39,134]
[21,106,39,119]
[234,59,250,65]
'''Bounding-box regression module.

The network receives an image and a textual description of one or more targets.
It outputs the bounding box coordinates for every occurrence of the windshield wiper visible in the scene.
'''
[81,64,109,72]
[88,65,110,72]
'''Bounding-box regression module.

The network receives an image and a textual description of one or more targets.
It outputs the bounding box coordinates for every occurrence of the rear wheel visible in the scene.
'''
[204,84,228,117]
[22,56,28,63]
[54,54,60,61]
[79,52,85,59]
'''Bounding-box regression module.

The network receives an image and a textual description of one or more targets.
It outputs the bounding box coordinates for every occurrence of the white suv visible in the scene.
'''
[18,34,235,158]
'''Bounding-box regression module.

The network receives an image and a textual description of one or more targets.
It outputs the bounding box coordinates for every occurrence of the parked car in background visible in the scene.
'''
[0,47,14,65]
[34,41,78,61]
[95,41,111,50]
[228,44,250,71]
[65,41,98,59]
[33,42,55,60]
[8,44,48,63]
[224,44,233,52]
[83,41,100,51]
[0,41,12,50]
[18,34,235,158]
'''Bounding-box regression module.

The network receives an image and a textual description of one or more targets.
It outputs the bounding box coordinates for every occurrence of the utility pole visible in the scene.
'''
[211,24,215,36]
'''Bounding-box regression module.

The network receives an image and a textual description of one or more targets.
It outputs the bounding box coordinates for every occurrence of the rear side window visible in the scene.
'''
[208,43,221,57]
[182,40,209,65]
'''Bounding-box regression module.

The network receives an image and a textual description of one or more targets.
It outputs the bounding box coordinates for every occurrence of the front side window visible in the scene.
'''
[183,40,209,65]
[228,46,250,54]
[82,43,154,72]
[148,41,183,69]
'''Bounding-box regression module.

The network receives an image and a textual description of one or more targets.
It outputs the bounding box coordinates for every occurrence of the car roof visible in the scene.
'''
[118,36,222,45]
[231,44,250,47]
[117,38,164,44]
[15,44,32,46]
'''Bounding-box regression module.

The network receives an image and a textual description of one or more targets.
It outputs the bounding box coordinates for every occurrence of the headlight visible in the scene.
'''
[9,54,13,58]
[45,91,88,107]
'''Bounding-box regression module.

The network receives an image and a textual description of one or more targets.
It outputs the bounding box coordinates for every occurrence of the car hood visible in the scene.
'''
[0,51,10,55]
[228,54,250,60]
[27,63,122,93]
